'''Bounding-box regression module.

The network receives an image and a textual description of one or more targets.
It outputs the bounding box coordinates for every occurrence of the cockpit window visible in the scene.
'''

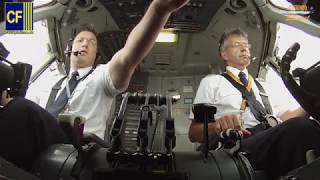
[265,67,300,111]
[270,0,308,11]
[34,0,56,8]
[269,0,319,24]
[276,23,320,70]
[0,20,52,75]
[263,22,320,111]
[269,0,293,9]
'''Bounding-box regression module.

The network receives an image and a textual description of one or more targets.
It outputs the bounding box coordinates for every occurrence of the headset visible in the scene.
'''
[64,27,101,68]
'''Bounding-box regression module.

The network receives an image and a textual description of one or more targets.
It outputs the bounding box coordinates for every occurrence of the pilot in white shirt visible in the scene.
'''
[27,63,123,139]
[189,66,285,129]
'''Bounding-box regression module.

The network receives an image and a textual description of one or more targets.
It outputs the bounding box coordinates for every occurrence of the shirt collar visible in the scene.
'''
[226,66,248,78]
[70,66,92,79]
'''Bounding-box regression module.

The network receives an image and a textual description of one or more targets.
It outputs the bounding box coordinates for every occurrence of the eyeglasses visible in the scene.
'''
[228,42,252,49]
[74,37,97,46]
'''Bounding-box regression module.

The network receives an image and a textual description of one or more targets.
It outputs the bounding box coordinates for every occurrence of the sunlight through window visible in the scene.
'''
[276,23,320,69]
[34,0,55,7]
[265,23,320,112]
[0,21,51,75]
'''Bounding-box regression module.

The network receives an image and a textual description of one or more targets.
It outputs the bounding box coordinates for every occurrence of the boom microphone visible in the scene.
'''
[73,51,80,56]
[64,50,82,56]
[250,56,257,61]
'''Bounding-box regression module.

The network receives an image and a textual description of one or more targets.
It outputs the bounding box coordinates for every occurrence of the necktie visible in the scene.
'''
[238,71,267,119]
[47,71,79,118]
[238,72,248,87]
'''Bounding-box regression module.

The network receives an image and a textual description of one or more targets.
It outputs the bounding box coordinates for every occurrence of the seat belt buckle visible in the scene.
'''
[264,114,280,127]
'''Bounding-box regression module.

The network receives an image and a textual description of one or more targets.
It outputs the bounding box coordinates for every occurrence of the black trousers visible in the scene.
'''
[0,97,67,171]
[243,117,320,179]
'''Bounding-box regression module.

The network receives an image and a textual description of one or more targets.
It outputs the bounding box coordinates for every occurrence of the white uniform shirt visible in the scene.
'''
[189,66,283,129]
[27,63,124,139]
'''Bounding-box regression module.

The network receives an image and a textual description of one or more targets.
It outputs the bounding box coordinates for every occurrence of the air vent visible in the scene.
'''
[155,62,170,66]
[154,52,171,66]
[165,21,201,32]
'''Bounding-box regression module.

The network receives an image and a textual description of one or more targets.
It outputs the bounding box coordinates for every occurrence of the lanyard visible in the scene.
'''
[225,69,253,111]
[64,68,94,111]
[45,68,94,110]
[66,68,94,98]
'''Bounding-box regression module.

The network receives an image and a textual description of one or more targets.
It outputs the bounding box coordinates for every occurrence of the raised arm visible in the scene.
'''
[108,0,190,90]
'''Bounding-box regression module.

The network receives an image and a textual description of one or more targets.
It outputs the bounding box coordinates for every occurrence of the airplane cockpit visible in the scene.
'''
[0,0,320,179]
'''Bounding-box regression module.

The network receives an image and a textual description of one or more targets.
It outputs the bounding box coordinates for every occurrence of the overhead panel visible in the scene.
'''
[97,0,226,75]
[98,0,225,32]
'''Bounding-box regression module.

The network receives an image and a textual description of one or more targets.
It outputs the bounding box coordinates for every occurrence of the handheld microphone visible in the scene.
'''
[282,42,300,64]
[288,42,300,55]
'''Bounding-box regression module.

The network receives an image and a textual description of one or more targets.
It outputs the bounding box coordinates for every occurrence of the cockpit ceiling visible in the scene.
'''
[98,0,225,32]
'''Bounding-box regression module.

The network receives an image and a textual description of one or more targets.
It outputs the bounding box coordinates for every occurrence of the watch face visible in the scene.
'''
[266,115,279,127]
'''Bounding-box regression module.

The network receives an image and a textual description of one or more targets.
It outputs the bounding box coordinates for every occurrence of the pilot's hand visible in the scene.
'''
[154,0,190,12]
[213,114,251,138]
